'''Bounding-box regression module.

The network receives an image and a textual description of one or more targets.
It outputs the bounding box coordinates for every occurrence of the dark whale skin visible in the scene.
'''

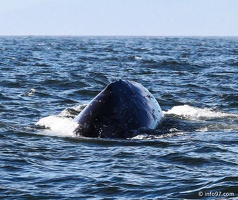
[74,80,162,138]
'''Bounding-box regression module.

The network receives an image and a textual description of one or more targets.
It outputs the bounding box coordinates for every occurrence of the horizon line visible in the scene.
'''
[0,34,238,38]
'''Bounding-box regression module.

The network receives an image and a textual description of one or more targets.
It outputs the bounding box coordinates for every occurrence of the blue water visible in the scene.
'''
[0,36,238,199]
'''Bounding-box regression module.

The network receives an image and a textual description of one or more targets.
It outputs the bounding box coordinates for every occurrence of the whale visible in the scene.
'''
[74,80,162,138]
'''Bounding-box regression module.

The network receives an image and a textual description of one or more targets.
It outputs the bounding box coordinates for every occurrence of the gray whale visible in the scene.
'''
[74,80,162,138]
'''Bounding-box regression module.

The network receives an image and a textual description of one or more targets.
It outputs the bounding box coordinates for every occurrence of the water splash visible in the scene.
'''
[36,116,78,137]
[35,104,87,137]
[164,105,238,120]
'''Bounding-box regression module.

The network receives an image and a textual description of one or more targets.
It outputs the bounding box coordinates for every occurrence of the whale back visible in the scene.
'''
[74,80,162,138]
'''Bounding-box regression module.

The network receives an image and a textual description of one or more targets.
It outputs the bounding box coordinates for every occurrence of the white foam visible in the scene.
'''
[132,132,186,140]
[36,115,78,137]
[135,56,142,60]
[164,105,238,120]
[35,104,88,137]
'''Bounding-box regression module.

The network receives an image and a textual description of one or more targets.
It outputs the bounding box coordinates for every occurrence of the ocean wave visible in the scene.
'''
[164,105,238,120]
[1,37,238,199]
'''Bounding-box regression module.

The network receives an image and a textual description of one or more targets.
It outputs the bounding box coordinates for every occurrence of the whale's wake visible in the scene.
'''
[36,104,238,139]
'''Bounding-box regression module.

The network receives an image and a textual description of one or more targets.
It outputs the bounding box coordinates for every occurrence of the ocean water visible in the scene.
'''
[0,36,238,199]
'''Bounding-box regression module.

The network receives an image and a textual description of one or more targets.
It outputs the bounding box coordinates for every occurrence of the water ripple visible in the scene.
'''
[0,36,238,199]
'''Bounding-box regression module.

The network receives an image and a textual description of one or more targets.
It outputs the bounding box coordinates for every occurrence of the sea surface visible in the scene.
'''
[0,36,238,199]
